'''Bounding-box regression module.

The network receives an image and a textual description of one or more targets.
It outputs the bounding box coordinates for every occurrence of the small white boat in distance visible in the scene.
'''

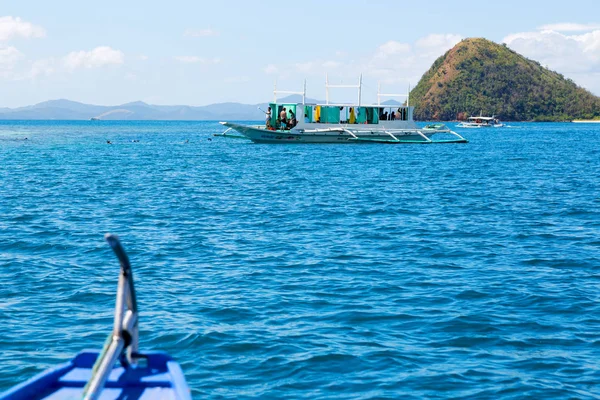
[457,115,504,128]
[217,76,467,144]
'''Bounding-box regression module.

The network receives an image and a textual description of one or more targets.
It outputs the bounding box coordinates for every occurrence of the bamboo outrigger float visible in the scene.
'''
[216,76,468,144]
[0,235,191,400]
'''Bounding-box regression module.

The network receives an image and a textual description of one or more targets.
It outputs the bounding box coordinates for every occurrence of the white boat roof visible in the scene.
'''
[468,116,495,120]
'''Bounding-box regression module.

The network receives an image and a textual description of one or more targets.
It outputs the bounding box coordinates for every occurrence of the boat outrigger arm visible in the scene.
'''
[213,127,247,139]
[82,234,140,400]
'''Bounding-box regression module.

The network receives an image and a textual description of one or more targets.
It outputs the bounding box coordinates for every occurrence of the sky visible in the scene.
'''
[1,0,600,107]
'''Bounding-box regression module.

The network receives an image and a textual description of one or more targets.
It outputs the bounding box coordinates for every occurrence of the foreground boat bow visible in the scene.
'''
[0,234,191,400]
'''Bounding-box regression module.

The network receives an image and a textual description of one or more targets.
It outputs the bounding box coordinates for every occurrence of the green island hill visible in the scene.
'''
[409,38,600,122]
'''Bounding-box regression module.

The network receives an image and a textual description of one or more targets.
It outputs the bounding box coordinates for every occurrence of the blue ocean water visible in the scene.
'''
[0,120,599,399]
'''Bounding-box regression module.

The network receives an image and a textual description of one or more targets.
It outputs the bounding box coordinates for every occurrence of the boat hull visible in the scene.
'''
[219,122,447,143]
[457,121,503,128]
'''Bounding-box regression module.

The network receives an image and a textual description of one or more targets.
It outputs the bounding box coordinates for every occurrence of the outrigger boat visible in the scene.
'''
[0,234,191,400]
[457,115,504,128]
[217,76,467,144]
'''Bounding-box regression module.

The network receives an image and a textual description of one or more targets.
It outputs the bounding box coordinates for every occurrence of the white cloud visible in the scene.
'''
[0,16,46,41]
[0,49,57,81]
[63,46,124,70]
[174,56,221,64]
[184,28,218,38]
[362,34,462,85]
[27,58,55,79]
[260,33,463,96]
[138,55,149,61]
[0,45,23,78]
[538,23,600,32]
[579,31,600,54]
[264,64,278,74]
[416,34,462,50]
[504,29,600,71]
[504,28,600,94]
[0,46,22,67]
[413,33,462,59]
[376,41,411,58]
[357,36,461,85]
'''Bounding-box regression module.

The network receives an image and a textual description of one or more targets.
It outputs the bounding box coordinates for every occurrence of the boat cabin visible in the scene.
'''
[268,102,414,130]
[267,75,414,130]
[466,116,500,125]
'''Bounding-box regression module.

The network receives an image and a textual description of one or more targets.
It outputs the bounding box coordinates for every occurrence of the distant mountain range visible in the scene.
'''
[0,95,403,121]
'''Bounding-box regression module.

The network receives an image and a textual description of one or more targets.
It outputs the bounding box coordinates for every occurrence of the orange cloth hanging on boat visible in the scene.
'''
[315,106,321,122]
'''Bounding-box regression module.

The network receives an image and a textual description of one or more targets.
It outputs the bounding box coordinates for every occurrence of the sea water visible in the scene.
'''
[0,121,599,399]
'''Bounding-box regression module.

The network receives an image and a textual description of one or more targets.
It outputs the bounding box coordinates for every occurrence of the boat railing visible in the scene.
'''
[273,79,306,104]
[377,82,410,108]
[326,74,362,106]
[82,234,139,400]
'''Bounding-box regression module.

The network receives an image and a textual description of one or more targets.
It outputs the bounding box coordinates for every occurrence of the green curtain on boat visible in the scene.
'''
[356,107,366,124]
[304,106,312,122]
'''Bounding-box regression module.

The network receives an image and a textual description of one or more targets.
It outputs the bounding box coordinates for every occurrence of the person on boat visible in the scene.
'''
[289,110,297,128]
[382,111,388,121]
[339,107,346,123]
[395,108,402,120]
[304,113,310,123]
[265,106,272,128]
[279,107,287,129]
[389,110,395,121]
